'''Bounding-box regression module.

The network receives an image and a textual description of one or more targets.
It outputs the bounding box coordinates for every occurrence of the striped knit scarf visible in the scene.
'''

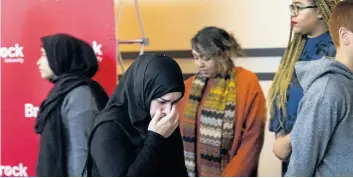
[183,68,236,177]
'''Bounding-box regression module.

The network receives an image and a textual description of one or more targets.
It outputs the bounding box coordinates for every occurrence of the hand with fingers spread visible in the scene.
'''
[148,105,179,138]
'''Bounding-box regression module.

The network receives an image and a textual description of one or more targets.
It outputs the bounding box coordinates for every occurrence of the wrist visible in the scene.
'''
[284,134,291,143]
[147,130,167,141]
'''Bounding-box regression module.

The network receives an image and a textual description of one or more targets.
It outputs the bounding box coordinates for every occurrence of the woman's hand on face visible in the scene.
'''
[148,105,179,138]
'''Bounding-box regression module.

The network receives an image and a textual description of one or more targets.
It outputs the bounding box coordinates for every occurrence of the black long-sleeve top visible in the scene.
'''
[89,121,188,177]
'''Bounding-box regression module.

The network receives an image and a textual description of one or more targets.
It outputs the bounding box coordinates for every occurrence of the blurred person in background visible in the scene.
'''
[178,26,266,177]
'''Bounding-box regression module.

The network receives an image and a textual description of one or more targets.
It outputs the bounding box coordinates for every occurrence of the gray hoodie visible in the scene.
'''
[285,57,353,177]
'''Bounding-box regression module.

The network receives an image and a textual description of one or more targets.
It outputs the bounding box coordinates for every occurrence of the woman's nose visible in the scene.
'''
[162,104,172,115]
[195,59,205,68]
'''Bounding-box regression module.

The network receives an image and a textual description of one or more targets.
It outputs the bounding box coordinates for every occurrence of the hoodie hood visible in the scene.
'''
[295,56,353,93]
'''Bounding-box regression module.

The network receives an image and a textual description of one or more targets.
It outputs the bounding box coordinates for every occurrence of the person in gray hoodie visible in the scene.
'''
[285,1,353,176]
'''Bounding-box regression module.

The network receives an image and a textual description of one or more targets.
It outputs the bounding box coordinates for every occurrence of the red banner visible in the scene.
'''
[1,0,117,176]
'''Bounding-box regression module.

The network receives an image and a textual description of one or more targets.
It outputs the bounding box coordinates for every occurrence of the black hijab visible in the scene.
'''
[85,54,185,176]
[35,33,109,176]
[96,53,184,137]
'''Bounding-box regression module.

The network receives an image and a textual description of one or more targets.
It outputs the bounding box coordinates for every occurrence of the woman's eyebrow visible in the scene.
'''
[159,98,170,102]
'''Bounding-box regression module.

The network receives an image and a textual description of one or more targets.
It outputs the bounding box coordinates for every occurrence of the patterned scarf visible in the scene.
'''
[183,68,236,177]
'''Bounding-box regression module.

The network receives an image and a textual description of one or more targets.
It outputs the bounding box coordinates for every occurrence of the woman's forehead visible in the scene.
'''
[293,0,313,5]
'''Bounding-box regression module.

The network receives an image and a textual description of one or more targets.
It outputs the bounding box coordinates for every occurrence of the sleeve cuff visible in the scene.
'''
[145,131,167,147]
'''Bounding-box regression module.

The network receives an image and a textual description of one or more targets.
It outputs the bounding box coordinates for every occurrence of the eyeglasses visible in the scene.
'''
[289,4,317,16]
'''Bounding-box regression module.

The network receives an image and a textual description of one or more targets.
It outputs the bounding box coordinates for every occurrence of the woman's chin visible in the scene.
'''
[198,72,211,78]
[292,26,304,35]
[42,74,55,81]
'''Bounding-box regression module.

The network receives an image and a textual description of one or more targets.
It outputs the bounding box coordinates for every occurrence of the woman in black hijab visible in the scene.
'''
[85,54,188,177]
[35,33,109,177]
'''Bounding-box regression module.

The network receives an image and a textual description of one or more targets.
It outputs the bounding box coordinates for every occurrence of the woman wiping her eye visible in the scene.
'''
[84,54,188,177]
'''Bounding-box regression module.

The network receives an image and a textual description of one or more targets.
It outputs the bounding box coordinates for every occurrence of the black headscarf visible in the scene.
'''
[85,54,185,176]
[97,53,184,137]
[35,33,109,177]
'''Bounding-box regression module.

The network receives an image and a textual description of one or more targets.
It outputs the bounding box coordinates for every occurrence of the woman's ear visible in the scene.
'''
[317,9,324,19]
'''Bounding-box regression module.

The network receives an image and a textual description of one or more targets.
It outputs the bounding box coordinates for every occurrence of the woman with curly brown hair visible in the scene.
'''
[178,26,266,177]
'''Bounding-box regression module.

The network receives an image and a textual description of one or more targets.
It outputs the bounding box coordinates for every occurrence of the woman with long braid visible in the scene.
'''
[268,0,338,176]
